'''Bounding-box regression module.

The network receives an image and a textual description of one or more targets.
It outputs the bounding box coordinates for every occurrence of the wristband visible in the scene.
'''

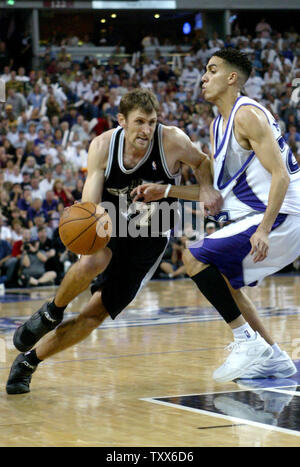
[164,184,172,198]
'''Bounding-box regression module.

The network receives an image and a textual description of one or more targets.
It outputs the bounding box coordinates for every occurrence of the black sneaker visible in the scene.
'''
[6,354,37,394]
[13,302,63,352]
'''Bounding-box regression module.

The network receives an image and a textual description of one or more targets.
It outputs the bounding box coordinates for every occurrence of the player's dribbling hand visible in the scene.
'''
[200,187,223,216]
[249,229,269,263]
[131,183,165,202]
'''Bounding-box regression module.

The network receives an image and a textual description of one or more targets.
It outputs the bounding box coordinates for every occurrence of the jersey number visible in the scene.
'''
[286,149,300,174]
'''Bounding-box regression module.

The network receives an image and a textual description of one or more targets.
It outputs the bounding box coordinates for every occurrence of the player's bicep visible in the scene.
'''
[238,108,287,176]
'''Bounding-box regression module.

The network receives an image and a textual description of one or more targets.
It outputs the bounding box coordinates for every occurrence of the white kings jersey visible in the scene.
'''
[212,96,300,222]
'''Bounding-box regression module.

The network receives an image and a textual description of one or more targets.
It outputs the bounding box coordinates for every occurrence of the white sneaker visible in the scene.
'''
[213,332,273,383]
[238,351,297,379]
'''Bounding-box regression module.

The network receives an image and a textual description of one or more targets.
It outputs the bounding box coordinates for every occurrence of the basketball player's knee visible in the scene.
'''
[182,248,207,277]
[81,307,108,330]
[79,247,112,278]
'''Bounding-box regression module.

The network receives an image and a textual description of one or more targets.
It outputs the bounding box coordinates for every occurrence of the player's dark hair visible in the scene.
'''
[212,48,252,82]
[119,88,159,118]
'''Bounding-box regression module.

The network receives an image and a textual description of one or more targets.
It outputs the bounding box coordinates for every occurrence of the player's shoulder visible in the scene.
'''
[235,103,269,134]
[161,124,189,147]
[89,128,116,152]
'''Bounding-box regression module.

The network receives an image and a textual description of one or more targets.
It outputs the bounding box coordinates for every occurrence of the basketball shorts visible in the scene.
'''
[189,213,300,289]
[91,235,169,319]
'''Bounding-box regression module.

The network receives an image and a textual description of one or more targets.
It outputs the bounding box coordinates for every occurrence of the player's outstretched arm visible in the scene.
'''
[167,126,223,215]
[131,182,201,203]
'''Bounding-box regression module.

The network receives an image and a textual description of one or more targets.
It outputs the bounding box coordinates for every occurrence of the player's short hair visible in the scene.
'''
[119,89,159,118]
[212,48,252,83]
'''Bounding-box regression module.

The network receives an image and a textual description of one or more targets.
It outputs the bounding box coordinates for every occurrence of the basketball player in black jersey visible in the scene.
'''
[6,88,222,394]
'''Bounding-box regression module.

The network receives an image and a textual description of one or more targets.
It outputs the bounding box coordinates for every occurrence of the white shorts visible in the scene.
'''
[189,213,300,289]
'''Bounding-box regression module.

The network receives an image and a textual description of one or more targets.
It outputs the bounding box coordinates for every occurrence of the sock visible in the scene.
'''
[24,349,42,366]
[48,300,67,320]
[271,343,281,358]
[190,266,241,323]
[233,323,256,341]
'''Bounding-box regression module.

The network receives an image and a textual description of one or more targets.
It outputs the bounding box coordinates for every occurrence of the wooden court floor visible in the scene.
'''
[0,274,300,447]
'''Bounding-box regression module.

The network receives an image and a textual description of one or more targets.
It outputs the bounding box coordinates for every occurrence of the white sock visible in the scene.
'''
[271,343,281,358]
[233,323,256,341]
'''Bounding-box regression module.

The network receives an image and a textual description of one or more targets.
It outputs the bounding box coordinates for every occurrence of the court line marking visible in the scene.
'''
[141,396,300,438]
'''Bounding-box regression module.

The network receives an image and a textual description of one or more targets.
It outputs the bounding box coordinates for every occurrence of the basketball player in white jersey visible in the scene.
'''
[131,49,300,383]
[6,89,223,394]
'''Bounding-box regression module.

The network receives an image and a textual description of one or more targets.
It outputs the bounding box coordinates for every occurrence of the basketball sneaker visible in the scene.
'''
[238,351,297,379]
[213,332,273,383]
[13,302,63,352]
[6,354,37,394]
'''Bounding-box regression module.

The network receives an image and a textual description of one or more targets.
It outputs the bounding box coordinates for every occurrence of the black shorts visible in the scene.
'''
[90,235,169,319]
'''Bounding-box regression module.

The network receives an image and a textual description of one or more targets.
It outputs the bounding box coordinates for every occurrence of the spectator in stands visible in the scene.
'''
[36,225,63,283]
[30,212,52,240]
[42,189,58,216]
[6,88,27,115]
[205,222,217,236]
[0,238,19,288]
[27,84,45,110]
[30,176,44,200]
[256,18,272,39]
[0,214,12,243]
[27,198,47,227]
[158,237,186,279]
[17,186,32,216]
[24,122,38,143]
[53,178,73,207]
[71,177,84,201]
[179,60,202,91]
[10,218,23,244]
[18,231,57,287]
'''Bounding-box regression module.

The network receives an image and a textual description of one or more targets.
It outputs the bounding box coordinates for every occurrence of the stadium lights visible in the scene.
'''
[6,0,15,5]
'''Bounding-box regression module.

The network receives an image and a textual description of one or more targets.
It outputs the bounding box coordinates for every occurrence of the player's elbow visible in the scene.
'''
[276,168,290,191]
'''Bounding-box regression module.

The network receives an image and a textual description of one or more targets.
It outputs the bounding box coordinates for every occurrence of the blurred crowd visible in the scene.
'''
[0,17,300,289]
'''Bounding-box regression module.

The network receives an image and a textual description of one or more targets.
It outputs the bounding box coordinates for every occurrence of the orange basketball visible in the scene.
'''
[59,202,112,255]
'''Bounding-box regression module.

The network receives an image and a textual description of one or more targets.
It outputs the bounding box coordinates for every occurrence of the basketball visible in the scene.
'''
[58,202,112,255]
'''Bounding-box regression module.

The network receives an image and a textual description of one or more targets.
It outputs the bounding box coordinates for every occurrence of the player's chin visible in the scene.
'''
[203,91,213,102]
[136,138,149,147]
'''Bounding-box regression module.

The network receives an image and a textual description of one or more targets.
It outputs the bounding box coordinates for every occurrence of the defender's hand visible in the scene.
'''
[200,187,223,217]
[131,183,166,203]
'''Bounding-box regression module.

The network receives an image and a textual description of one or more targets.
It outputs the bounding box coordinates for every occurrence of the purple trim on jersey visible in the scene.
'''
[233,171,266,212]
[189,213,287,289]
[213,115,221,153]
[214,96,243,160]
